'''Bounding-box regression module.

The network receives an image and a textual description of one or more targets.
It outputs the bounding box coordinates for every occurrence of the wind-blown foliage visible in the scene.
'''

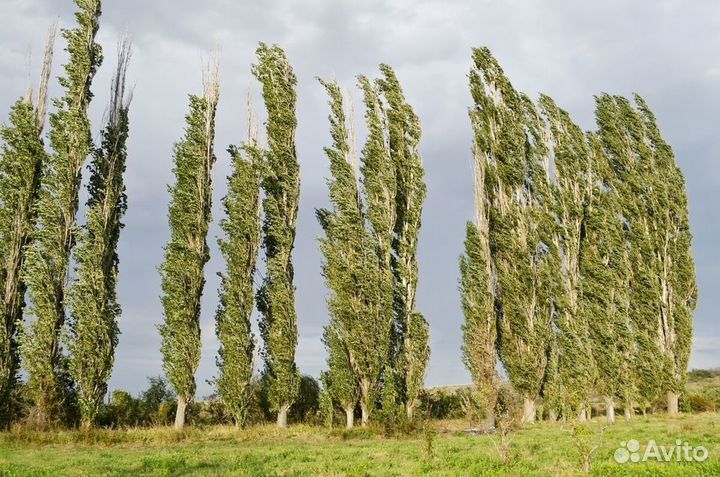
[253,43,301,428]
[469,48,556,423]
[539,96,596,419]
[377,65,429,420]
[0,29,57,423]
[316,78,379,428]
[21,0,103,426]
[159,64,219,431]
[634,96,696,414]
[215,133,263,428]
[356,75,397,425]
[595,95,666,411]
[596,94,696,414]
[582,131,635,421]
[459,145,498,427]
[0,31,56,422]
[67,40,132,429]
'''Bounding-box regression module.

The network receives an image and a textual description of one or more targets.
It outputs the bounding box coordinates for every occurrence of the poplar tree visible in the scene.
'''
[21,0,103,426]
[377,65,429,419]
[459,146,498,429]
[215,123,263,429]
[357,75,396,425]
[582,132,635,422]
[322,328,359,428]
[469,48,555,423]
[0,25,56,426]
[253,43,300,428]
[595,95,666,411]
[539,96,596,420]
[67,40,132,429]
[633,96,696,414]
[159,63,219,431]
[317,78,383,428]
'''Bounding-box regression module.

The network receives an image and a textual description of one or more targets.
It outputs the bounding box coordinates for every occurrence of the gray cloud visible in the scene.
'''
[1,0,718,396]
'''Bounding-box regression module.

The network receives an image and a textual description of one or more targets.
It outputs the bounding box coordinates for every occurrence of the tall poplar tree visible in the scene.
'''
[317,78,386,428]
[633,96,696,414]
[159,63,219,431]
[67,40,132,429]
[21,0,103,426]
[469,48,555,423]
[595,95,666,411]
[357,75,396,425]
[215,122,263,429]
[582,132,635,422]
[539,96,596,420]
[253,43,300,428]
[459,136,498,428]
[377,65,429,419]
[0,25,57,426]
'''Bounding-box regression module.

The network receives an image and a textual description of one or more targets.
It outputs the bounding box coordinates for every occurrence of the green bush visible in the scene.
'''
[680,393,717,413]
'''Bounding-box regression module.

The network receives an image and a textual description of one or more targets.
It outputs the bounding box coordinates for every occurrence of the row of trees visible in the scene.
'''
[460,48,697,425]
[316,68,429,429]
[0,0,133,429]
[0,1,696,432]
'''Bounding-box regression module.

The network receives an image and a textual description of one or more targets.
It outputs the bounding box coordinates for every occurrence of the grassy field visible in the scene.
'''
[1,413,719,476]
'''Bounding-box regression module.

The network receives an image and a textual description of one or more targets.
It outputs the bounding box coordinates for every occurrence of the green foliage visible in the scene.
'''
[21,0,103,427]
[0,100,46,426]
[215,141,263,428]
[318,68,428,425]
[377,65,429,418]
[253,43,301,421]
[67,44,132,429]
[468,48,555,413]
[316,77,380,425]
[539,95,596,416]
[159,82,219,419]
[581,132,636,411]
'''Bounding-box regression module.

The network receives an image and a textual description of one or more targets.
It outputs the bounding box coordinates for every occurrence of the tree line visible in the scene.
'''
[460,48,697,426]
[0,0,696,431]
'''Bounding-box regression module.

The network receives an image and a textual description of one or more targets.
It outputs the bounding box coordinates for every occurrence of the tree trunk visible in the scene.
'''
[360,401,369,427]
[406,401,414,421]
[277,403,290,428]
[174,396,187,431]
[667,391,680,415]
[482,412,496,431]
[578,408,587,422]
[624,404,633,419]
[548,409,558,422]
[605,397,615,424]
[345,407,354,429]
[522,397,536,423]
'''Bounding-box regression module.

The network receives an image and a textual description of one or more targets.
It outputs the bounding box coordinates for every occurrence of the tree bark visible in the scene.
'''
[406,401,414,421]
[345,407,354,429]
[174,396,187,431]
[522,397,536,423]
[360,401,369,427]
[624,403,633,419]
[548,409,558,422]
[277,403,290,428]
[605,397,615,424]
[578,408,587,422]
[483,412,496,431]
[667,391,680,415]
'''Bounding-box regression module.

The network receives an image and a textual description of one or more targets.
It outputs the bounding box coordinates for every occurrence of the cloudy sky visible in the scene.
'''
[1,0,718,397]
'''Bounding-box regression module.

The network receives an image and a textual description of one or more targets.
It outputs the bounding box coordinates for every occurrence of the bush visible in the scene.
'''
[680,393,717,413]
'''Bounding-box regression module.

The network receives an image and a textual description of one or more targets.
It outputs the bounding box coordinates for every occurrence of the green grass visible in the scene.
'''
[1,414,719,476]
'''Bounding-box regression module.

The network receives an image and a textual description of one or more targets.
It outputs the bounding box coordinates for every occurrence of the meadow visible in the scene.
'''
[1,413,718,477]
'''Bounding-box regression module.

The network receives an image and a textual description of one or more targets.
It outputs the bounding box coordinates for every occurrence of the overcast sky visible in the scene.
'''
[1,0,718,397]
